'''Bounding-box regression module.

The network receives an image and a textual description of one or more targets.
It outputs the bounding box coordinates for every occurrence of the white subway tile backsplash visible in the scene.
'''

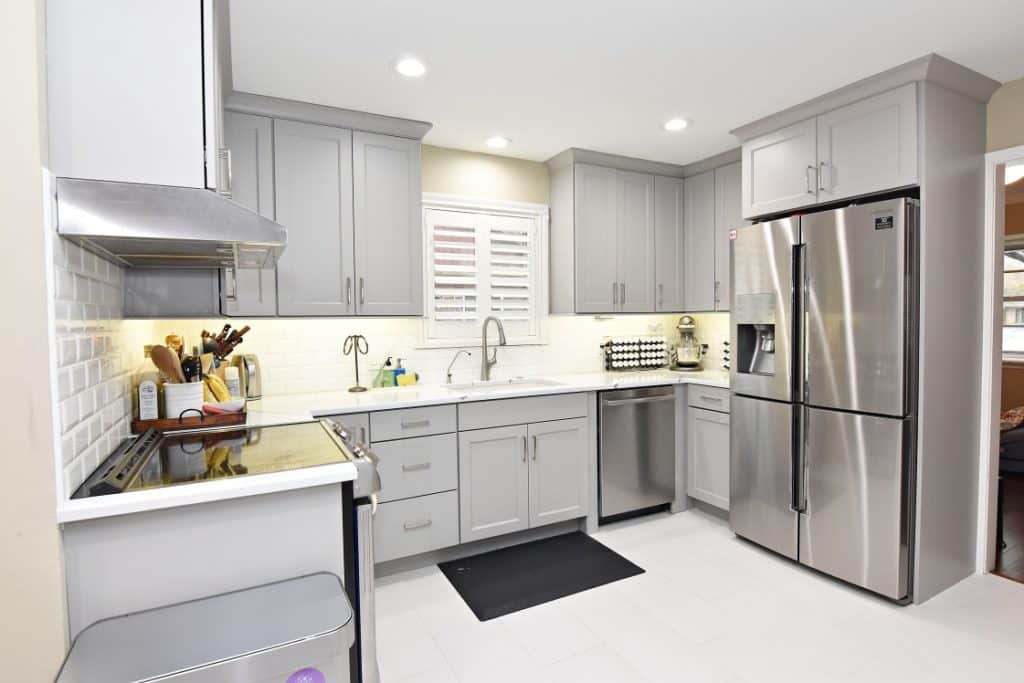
[53,234,132,498]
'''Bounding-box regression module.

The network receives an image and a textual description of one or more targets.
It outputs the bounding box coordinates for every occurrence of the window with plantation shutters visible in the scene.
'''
[422,196,548,345]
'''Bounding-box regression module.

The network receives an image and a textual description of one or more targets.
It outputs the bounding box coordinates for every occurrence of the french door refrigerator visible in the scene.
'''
[729,196,918,601]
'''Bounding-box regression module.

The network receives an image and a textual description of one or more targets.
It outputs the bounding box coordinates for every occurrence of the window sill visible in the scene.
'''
[1002,354,1024,366]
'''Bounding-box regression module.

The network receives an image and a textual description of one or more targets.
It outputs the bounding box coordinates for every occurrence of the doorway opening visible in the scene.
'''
[981,149,1024,583]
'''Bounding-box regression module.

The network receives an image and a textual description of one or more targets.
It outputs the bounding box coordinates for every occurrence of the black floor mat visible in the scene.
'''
[438,532,644,621]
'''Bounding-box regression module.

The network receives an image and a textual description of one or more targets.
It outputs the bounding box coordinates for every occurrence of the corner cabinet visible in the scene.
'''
[274,120,356,316]
[713,161,742,311]
[683,170,716,311]
[352,132,423,316]
[741,83,918,219]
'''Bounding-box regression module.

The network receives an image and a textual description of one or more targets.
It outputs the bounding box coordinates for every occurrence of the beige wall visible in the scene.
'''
[0,0,67,679]
[421,145,550,204]
[987,78,1024,152]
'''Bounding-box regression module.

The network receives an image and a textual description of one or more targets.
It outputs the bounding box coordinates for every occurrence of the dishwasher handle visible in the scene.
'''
[602,394,676,408]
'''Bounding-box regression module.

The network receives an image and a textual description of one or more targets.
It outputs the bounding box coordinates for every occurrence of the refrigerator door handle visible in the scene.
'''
[791,405,807,513]
[791,242,806,402]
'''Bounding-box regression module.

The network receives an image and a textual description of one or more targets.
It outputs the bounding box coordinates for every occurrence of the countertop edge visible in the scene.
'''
[57,461,359,524]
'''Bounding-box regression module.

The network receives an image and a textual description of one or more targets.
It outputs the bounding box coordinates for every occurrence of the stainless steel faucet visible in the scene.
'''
[480,316,507,381]
[446,350,472,384]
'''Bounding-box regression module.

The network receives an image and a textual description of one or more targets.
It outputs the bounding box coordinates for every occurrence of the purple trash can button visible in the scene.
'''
[286,668,326,683]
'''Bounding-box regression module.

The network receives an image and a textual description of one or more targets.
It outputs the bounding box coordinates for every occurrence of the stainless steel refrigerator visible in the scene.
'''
[729,197,917,601]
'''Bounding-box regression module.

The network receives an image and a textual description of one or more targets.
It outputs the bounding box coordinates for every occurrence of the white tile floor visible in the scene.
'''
[375,510,1024,683]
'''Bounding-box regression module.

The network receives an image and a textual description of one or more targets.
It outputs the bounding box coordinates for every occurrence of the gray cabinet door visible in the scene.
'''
[528,418,589,528]
[654,176,685,312]
[683,170,716,311]
[687,407,730,510]
[274,120,355,316]
[816,83,918,205]
[574,164,619,312]
[221,112,277,317]
[616,171,656,312]
[713,161,742,312]
[458,425,530,543]
[352,132,423,316]
[741,118,817,219]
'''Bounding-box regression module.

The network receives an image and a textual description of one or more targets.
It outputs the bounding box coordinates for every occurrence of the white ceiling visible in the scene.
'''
[230,0,1024,166]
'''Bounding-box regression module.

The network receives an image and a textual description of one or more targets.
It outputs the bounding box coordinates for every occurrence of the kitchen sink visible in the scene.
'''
[445,377,564,394]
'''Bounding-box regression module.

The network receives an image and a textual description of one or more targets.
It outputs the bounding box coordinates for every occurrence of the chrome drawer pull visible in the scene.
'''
[402,462,431,472]
[699,395,725,403]
[401,419,430,429]
[403,519,433,531]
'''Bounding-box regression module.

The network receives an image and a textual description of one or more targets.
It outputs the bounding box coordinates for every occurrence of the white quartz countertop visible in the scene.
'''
[255,368,729,418]
[57,369,727,524]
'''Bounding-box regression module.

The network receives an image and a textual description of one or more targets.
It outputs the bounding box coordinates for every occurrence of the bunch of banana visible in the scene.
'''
[203,374,231,403]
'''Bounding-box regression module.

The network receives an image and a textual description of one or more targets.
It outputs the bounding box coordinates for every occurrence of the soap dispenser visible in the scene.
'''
[393,358,407,384]
[373,356,396,387]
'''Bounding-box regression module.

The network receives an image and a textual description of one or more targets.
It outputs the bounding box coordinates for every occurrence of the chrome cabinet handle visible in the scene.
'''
[345,277,353,306]
[217,148,232,198]
[714,280,720,305]
[818,161,830,192]
[658,283,664,308]
[224,267,238,305]
[359,277,366,305]
[806,165,816,195]
[699,395,725,403]
[360,426,367,444]
[612,282,618,306]
[620,282,626,304]
[521,435,528,462]
[402,462,431,472]
[531,434,538,461]
[403,519,432,531]
[401,419,430,429]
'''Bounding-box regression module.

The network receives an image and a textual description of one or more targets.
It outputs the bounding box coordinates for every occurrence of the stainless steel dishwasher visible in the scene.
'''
[599,386,676,520]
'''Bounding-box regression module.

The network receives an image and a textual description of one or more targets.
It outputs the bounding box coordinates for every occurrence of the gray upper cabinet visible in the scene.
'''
[459,425,531,543]
[713,161,742,311]
[352,132,423,316]
[274,119,356,316]
[742,84,919,219]
[573,164,620,312]
[816,83,918,204]
[741,118,817,219]
[654,176,685,312]
[528,418,589,528]
[684,170,716,311]
[617,171,656,312]
[221,112,277,317]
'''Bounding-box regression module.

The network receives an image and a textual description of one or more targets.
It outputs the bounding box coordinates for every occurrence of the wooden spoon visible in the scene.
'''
[151,344,186,383]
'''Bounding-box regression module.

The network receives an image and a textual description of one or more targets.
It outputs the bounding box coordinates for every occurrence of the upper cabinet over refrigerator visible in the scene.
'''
[729,218,800,403]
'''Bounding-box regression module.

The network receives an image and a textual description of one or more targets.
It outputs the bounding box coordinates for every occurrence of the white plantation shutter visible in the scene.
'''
[424,206,544,343]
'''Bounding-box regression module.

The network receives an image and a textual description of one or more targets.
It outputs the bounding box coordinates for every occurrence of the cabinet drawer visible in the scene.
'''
[688,386,730,412]
[373,434,457,503]
[371,404,456,441]
[458,393,589,431]
[374,491,459,563]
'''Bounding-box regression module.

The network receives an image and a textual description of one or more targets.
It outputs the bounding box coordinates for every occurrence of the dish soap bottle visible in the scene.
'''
[373,356,396,387]
[133,345,162,420]
[394,358,407,385]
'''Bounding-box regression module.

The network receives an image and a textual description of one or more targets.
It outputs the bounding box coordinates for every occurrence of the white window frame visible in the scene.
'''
[420,193,549,349]
[1003,233,1024,363]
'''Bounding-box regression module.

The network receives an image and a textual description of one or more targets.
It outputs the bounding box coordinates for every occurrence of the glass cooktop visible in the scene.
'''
[73,421,348,498]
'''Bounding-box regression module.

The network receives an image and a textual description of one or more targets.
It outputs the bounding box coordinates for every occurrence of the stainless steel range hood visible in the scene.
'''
[55,178,287,269]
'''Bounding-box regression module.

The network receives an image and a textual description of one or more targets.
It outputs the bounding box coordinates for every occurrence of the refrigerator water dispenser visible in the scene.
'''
[737,323,775,375]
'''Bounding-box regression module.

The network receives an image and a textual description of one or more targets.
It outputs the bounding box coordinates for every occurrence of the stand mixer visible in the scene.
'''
[672,315,707,371]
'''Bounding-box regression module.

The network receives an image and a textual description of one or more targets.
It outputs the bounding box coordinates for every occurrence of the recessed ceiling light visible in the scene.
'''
[663,118,689,132]
[486,136,511,149]
[395,57,427,78]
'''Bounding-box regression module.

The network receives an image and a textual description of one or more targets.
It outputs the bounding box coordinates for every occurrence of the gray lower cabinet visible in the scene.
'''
[352,132,423,316]
[459,425,531,543]
[374,491,460,563]
[687,407,730,509]
[684,169,716,311]
[528,418,588,527]
[274,119,356,316]
[372,434,458,504]
[221,111,277,316]
[459,418,590,544]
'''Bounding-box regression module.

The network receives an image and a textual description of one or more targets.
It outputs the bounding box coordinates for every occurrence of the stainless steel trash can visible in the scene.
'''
[56,573,354,682]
